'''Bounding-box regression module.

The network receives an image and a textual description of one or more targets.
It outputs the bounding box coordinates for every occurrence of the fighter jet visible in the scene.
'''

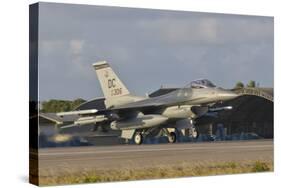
[57,61,238,144]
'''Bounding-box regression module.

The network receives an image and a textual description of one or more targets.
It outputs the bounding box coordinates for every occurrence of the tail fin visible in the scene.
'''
[93,61,130,100]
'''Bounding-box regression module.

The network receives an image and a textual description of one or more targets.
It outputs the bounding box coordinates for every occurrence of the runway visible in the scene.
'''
[37,139,273,175]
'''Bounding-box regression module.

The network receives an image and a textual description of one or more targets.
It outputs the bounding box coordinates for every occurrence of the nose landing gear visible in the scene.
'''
[134,132,143,145]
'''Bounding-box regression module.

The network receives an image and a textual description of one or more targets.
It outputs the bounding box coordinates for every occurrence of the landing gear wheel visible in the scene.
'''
[134,132,143,145]
[168,132,177,143]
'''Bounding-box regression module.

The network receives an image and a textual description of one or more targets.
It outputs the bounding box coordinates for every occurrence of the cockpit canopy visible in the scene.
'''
[186,79,216,89]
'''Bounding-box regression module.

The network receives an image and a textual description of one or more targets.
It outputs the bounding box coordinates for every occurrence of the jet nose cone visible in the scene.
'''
[218,90,239,101]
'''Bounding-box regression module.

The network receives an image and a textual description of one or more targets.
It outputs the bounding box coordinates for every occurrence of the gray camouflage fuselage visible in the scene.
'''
[109,87,238,130]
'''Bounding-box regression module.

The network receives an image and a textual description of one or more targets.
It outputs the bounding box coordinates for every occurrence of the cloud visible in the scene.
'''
[136,17,218,44]
[37,3,273,100]
[39,40,66,56]
[215,16,273,44]
[69,39,85,55]
[136,15,272,45]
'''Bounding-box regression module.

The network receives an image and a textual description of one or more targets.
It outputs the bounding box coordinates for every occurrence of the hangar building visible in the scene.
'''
[149,87,273,139]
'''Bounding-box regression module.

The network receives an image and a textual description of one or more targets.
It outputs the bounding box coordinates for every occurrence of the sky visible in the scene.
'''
[38,2,274,101]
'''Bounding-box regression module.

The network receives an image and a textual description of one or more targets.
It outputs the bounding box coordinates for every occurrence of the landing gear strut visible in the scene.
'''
[190,127,199,139]
[188,119,199,139]
[134,132,143,145]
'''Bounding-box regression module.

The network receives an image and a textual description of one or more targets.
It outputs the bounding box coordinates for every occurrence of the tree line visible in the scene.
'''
[40,98,86,113]
[234,80,257,89]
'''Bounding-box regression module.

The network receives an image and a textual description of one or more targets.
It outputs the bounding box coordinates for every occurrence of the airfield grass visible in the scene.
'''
[39,160,273,186]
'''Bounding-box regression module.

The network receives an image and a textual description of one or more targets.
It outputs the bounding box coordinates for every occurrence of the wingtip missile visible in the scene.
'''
[56,109,98,117]
[209,106,233,112]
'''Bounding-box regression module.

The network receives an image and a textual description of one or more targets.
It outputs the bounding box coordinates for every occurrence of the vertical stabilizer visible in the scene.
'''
[93,61,130,101]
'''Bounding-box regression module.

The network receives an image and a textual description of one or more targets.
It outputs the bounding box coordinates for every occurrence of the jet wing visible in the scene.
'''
[110,87,207,113]
[113,99,165,110]
[111,93,188,112]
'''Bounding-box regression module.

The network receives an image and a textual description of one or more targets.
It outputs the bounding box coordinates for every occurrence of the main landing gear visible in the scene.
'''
[134,130,177,145]
[190,127,200,139]
[162,128,177,144]
[168,132,177,143]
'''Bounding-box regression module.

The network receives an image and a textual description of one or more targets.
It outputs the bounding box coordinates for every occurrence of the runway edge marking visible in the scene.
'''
[38,144,272,156]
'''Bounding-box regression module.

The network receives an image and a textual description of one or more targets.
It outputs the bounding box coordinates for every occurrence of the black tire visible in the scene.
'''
[168,132,177,143]
[134,132,143,145]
